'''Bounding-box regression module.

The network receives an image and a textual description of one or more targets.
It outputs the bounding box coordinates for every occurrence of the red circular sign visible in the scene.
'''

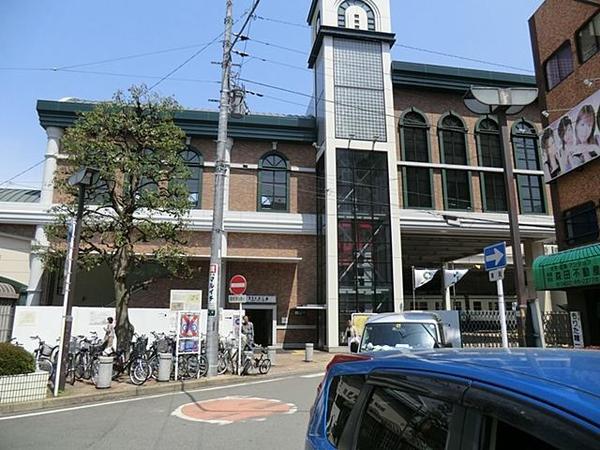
[229,274,247,295]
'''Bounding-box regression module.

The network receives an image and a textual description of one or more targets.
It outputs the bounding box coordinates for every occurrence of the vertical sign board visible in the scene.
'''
[175,311,201,380]
[484,242,508,349]
[570,311,584,348]
[229,295,247,375]
[207,264,219,318]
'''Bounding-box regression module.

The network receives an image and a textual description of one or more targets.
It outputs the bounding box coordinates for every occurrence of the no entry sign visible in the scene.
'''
[229,275,247,296]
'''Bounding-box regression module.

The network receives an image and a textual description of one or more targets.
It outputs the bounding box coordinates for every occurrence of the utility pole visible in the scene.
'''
[206,0,233,378]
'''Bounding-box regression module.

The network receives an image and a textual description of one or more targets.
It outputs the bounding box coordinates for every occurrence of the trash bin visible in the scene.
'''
[267,346,277,366]
[95,356,114,389]
[305,343,313,362]
[158,353,172,382]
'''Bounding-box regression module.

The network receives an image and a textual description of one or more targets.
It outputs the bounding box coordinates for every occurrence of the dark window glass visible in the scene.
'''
[478,119,502,168]
[577,12,600,63]
[337,149,393,326]
[445,170,471,210]
[326,375,365,446]
[481,417,557,450]
[545,42,574,90]
[179,148,203,208]
[405,167,433,208]
[402,112,429,163]
[513,136,540,170]
[482,173,507,212]
[317,156,326,305]
[517,175,545,214]
[564,202,599,246]
[259,154,288,211]
[356,386,453,450]
[440,115,468,165]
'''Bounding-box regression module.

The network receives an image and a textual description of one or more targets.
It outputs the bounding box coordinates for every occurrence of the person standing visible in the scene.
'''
[344,319,359,352]
[241,315,255,349]
[103,317,115,353]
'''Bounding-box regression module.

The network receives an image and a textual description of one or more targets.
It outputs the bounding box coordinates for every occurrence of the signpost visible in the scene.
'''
[484,242,509,348]
[229,275,247,375]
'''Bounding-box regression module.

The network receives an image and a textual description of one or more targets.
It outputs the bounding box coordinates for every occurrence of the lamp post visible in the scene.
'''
[464,86,538,347]
[55,167,99,393]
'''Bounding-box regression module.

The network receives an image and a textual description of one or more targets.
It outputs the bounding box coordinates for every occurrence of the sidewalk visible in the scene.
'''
[0,350,334,416]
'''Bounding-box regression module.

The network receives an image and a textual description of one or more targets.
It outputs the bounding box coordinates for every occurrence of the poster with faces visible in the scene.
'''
[540,88,600,183]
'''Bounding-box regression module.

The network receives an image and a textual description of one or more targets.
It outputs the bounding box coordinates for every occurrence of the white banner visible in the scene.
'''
[443,269,469,289]
[413,269,438,289]
[541,88,600,183]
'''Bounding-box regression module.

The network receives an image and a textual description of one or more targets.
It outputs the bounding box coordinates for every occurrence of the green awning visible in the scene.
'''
[533,243,600,290]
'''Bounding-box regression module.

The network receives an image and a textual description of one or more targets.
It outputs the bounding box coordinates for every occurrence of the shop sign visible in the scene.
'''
[540,256,600,290]
[570,312,584,348]
[242,295,276,304]
[541,88,600,183]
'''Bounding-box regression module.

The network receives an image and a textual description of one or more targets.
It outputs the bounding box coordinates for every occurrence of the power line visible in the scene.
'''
[0,160,45,188]
[252,14,309,29]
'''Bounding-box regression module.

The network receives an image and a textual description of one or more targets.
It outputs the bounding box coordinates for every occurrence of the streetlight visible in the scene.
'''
[464,86,538,347]
[55,167,99,394]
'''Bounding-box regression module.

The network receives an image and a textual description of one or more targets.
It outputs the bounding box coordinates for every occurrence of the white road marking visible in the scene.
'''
[300,372,325,378]
[0,372,322,422]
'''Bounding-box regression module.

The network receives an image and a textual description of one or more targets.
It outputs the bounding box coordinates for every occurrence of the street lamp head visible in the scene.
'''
[68,167,100,187]
[464,86,538,116]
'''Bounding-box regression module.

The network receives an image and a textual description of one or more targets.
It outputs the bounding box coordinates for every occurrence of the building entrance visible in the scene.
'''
[246,308,273,347]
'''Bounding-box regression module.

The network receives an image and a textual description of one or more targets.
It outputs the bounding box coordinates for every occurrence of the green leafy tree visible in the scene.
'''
[44,85,192,350]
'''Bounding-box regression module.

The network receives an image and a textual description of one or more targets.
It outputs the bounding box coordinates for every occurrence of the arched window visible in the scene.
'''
[439,113,471,210]
[476,117,506,212]
[338,0,376,31]
[179,146,203,208]
[400,109,432,208]
[512,120,545,214]
[259,152,289,211]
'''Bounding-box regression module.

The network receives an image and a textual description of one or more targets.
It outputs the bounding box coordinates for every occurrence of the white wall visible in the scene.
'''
[11,306,242,353]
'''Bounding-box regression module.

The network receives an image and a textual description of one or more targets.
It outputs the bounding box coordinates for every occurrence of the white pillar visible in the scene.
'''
[40,127,62,205]
[524,240,552,311]
[26,126,62,306]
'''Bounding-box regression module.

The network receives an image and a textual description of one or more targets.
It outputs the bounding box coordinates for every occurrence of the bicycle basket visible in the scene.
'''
[156,339,170,353]
[134,337,148,354]
[41,343,54,357]
[69,337,81,353]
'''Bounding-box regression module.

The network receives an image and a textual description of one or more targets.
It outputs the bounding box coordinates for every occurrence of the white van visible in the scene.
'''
[356,312,450,353]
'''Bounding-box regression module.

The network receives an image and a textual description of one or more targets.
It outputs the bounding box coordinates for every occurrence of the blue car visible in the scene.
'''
[306,349,600,449]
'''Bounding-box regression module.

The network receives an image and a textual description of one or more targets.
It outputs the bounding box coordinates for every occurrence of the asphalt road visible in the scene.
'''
[0,372,324,450]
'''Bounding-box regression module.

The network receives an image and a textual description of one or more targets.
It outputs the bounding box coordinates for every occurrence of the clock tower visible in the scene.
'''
[308,0,404,348]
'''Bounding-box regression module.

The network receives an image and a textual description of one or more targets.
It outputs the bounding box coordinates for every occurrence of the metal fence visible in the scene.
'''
[0,299,16,342]
[459,310,576,348]
[0,371,49,404]
[459,310,521,348]
[542,312,574,348]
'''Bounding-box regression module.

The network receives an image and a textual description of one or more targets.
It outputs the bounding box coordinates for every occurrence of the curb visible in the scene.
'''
[0,363,326,417]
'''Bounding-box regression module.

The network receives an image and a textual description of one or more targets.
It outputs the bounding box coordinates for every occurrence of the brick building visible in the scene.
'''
[0,0,560,349]
[529,0,600,345]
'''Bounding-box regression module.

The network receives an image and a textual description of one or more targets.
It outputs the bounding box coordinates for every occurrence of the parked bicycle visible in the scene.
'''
[240,345,271,376]
[110,334,151,385]
[73,332,106,383]
[30,335,59,381]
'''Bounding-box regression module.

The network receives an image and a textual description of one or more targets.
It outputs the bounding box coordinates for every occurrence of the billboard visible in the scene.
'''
[541,89,600,183]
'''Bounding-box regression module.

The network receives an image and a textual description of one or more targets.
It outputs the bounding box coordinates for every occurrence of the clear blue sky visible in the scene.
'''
[0,0,543,189]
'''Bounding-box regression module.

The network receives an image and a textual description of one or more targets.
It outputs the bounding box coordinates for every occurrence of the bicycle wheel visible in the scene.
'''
[66,354,76,385]
[91,359,100,384]
[198,355,208,378]
[38,358,54,380]
[74,352,86,380]
[129,359,150,385]
[185,355,200,379]
[217,354,228,375]
[258,358,271,375]
[148,355,159,380]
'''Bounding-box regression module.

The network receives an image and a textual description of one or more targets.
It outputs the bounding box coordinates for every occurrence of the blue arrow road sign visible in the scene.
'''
[484,242,507,271]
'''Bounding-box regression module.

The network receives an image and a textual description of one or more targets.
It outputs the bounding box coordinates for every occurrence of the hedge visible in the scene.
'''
[0,342,35,376]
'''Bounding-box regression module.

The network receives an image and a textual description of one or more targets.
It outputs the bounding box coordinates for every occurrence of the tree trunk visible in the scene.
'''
[113,247,134,354]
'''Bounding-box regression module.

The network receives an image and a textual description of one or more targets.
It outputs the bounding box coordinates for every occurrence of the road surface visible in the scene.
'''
[0,372,324,450]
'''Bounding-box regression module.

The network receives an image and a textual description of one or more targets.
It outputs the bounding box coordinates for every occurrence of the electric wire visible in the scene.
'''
[0,160,45,188]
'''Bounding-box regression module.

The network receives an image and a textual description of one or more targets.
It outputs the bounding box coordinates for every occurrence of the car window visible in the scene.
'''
[361,323,438,352]
[355,386,453,450]
[326,375,365,447]
[480,417,557,450]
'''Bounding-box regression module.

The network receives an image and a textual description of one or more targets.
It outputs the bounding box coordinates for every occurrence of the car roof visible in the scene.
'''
[365,312,440,324]
[338,348,600,426]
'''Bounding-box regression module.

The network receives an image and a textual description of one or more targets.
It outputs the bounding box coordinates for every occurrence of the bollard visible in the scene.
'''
[267,346,277,366]
[95,356,114,389]
[158,353,172,382]
[305,343,314,362]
